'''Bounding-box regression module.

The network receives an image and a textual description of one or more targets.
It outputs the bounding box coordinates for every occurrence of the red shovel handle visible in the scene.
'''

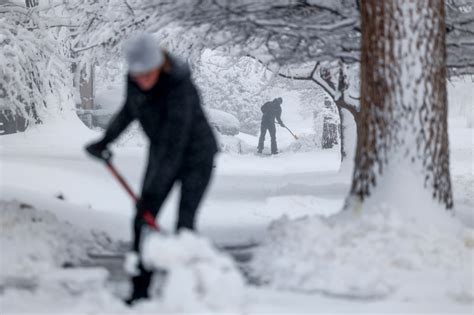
[105,162,138,202]
[105,161,159,231]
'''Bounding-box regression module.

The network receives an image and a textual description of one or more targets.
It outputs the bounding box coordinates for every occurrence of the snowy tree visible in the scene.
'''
[350,0,453,209]
[0,1,73,125]
[126,0,360,66]
[129,0,474,72]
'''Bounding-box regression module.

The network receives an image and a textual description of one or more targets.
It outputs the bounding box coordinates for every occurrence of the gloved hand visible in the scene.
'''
[279,122,286,128]
[136,196,160,229]
[85,140,111,161]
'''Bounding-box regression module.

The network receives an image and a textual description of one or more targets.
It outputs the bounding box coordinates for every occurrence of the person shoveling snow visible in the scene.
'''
[257,97,298,155]
[85,32,218,305]
[257,97,285,155]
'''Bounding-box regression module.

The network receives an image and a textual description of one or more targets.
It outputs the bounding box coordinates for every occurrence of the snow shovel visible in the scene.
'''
[99,150,159,231]
[284,125,299,140]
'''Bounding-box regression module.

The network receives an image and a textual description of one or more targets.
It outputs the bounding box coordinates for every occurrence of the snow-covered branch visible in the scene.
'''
[145,0,474,74]
[0,2,74,122]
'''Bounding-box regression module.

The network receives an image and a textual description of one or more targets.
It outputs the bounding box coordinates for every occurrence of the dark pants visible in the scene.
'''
[129,156,214,301]
[257,120,277,153]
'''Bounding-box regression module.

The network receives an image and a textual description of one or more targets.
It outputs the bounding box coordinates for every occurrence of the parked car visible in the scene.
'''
[206,108,240,136]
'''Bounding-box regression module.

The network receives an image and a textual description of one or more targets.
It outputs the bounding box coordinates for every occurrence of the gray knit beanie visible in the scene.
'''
[123,32,165,74]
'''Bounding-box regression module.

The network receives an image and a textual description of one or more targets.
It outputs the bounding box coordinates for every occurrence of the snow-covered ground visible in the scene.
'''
[0,86,473,313]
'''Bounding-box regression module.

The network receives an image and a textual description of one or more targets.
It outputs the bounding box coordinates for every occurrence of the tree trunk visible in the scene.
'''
[79,64,95,111]
[350,0,453,209]
[338,107,359,174]
[337,106,346,161]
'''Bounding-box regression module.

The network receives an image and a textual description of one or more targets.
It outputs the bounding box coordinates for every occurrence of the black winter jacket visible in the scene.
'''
[101,55,218,198]
[261,99,283,125]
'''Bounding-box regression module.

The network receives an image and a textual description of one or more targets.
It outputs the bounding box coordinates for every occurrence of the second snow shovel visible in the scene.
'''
[283,125,299,140]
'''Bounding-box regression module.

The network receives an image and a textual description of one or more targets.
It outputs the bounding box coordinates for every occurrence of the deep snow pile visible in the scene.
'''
[285,133,321,152]
[0,200,111,278]
[0,267,127,314]
[139,231,245,312]
[0,201,245,314]
[0,200,127,314]
[251,204,474,302]
[0,200,246,314]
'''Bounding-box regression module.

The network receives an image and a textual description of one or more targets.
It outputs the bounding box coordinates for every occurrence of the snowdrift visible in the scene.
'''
[0,200,126,314]
[285,133,321,152]
[0,200,110,279]
[0,200,245,314]
[251,204,474,303]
